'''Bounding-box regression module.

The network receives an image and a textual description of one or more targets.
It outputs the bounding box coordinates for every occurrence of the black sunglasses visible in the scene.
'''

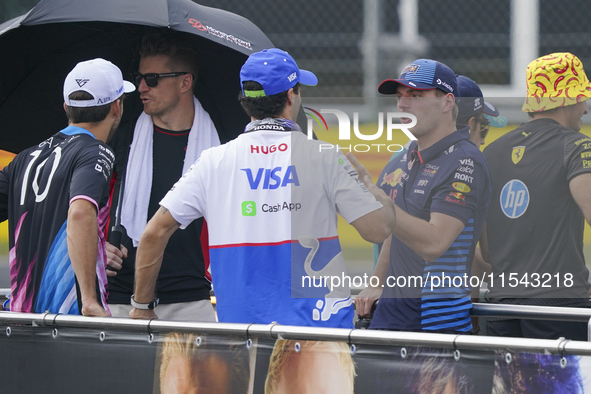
[131,72,190,88]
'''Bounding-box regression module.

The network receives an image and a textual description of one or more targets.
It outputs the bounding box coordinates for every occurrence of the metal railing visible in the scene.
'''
[3,283,591,346]
[1,309,591,356]
[471,303,591,322]
[471,303,591,341]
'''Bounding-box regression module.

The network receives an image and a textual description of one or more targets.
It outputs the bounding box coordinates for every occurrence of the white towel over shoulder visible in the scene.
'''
[121,96,220,246]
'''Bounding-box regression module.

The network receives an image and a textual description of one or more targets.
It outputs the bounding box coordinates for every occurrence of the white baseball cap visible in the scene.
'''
[63,58,135,107]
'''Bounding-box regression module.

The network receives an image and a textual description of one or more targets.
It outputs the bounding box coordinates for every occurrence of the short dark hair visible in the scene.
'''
[65,91,113,124]
[457,114,486,125]
[456,116,471,125]
[140,30,199,91]
[238,81,300,119]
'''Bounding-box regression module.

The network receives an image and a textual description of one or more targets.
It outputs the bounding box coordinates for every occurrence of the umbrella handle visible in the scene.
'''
[108,225,123,248]
[106,224,123,273]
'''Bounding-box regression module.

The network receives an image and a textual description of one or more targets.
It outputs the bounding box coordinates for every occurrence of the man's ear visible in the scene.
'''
[111,99,122,119]
[63,102,68,113]
[180,73,194,93]
[286,87,295,105]
[443,93,456,112]
[467,116,478,134]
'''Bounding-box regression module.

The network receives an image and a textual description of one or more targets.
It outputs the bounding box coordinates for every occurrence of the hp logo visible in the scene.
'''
[500,180,529,219]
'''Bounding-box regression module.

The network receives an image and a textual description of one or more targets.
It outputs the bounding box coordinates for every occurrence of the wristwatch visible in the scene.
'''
[130,294,159,310]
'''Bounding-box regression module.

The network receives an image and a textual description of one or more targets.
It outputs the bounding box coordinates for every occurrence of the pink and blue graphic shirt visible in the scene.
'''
[0,126,113,314]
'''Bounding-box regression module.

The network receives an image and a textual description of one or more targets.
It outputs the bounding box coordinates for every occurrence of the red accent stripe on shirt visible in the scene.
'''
[154,126,190,136]
[209,235,339,249]
[104,170,117,239]
[200,220,212,283]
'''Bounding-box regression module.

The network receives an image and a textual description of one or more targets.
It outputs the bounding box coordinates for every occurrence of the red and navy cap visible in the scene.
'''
[378,59,457,95]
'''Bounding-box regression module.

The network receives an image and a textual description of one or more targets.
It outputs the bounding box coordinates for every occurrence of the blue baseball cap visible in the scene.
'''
[456,75,507,128]
[378,59,457,95]
[240,48,318,97]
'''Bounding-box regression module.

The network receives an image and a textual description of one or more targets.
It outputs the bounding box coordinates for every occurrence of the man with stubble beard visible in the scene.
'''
[106,30,219,321]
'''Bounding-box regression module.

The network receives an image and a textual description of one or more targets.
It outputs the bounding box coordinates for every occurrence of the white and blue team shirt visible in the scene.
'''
[160,118,382,328]
[372,127,492,333]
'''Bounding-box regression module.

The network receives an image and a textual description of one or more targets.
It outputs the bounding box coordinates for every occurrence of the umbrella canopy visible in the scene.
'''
[0,0,274,153]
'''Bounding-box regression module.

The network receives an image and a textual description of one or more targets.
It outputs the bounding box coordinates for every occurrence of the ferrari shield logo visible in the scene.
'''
[512,146,526,164]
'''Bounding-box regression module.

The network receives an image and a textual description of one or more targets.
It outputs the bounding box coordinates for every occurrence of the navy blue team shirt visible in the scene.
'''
[371,127,492,333]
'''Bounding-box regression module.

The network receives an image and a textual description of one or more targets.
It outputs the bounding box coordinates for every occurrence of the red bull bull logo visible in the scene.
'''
[402,64,420,74]
[449,191,465,201]
[381,169,404,187]
[446,191,466,205]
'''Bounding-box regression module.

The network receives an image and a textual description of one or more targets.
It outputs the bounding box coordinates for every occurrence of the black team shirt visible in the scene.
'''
[107,125,211,304]
[0,127,113,313]
[484,118,591,301]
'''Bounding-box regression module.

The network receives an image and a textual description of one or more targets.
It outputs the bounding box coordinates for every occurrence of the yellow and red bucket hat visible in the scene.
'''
[523,52,591,112]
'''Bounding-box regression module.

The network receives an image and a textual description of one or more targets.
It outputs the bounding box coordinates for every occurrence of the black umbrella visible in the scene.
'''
[0,0,274,153]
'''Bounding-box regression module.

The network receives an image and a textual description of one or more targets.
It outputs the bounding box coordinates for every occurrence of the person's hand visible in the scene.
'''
[346,152,373,188]
[129,307,157,320]
[347,152,396,226]
[346,152,390,201]
[106,242,128,277]
[354,286,382,318]
[81,301,109,317]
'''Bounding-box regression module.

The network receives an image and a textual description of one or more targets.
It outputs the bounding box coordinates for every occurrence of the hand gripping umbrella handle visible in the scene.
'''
[108,225,122,249]
[108,170,125,248]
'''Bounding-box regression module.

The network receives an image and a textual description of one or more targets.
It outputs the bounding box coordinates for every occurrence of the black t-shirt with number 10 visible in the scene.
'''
[0,126,113,314]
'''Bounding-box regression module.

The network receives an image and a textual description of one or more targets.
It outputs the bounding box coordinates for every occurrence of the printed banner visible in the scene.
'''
[0,324,589,394]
